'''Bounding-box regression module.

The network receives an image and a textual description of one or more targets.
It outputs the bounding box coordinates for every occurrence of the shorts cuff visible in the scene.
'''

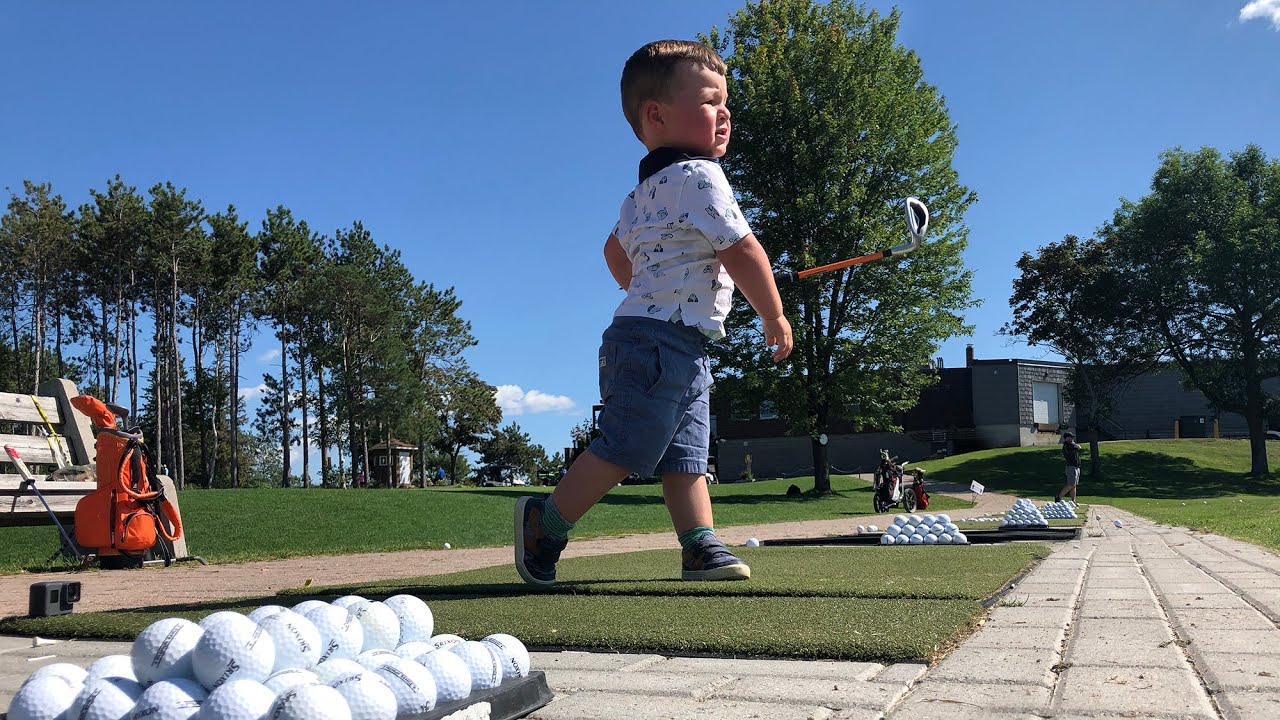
[657,460,708,476]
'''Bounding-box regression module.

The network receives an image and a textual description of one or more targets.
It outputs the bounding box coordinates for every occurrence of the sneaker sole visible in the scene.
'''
[681,564,751,581]
[514,496,555,587]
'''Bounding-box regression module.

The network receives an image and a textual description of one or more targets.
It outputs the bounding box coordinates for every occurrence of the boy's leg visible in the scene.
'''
[663,472,713,533]
[663,471,749,581]
[515,450,630,587]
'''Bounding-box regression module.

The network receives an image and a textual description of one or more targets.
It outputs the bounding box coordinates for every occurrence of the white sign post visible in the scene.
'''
[970,480,985,496]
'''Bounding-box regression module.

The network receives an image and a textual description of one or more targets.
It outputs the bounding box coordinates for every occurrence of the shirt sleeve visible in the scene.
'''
[679,162,751,252]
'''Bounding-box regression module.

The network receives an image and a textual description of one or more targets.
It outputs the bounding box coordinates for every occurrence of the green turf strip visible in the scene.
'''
[276,545,1051,601]
[0,545,1047,662]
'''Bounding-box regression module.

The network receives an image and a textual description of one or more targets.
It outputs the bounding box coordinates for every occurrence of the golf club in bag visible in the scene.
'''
[773,196,930,285]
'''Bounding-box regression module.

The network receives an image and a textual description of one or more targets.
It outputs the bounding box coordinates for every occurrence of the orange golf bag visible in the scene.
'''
[70,395,183,567]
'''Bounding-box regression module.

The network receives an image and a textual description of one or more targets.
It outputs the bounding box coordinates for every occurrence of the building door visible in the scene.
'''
[397,454,413,487]
[1032,382,1060,426]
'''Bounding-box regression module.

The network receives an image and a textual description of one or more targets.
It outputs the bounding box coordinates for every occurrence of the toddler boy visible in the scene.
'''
[515,39,792,586]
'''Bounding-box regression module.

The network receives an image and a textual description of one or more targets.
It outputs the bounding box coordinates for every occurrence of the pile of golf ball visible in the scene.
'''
[5,593,532,720]
[1001,499,1049,527]
[879,514,968,545]
[1040,501,1077,519]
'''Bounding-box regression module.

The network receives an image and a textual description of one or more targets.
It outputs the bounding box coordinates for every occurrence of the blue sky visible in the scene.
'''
[4,1,1279,465]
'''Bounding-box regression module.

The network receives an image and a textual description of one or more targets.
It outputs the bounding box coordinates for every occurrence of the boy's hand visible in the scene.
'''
[762,315,792,362]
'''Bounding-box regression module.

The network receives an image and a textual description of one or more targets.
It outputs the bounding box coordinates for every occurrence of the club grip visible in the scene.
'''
[773,270,797,287]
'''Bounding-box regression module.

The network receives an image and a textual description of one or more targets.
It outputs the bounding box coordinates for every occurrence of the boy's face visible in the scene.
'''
[648,62,730,157]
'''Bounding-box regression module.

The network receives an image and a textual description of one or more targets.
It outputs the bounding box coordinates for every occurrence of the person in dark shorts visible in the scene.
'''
[1055,431,1081,504]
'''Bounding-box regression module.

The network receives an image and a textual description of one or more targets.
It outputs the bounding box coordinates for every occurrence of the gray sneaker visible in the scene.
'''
[681,534,751,581]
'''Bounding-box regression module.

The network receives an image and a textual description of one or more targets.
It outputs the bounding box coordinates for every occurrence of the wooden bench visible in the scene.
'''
[1,380,189,559]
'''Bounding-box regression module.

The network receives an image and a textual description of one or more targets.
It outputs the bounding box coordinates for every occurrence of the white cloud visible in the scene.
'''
[239,383,269,399]
[494,385,575,416]
[257,348,281,363]
[1241,0,1280,28]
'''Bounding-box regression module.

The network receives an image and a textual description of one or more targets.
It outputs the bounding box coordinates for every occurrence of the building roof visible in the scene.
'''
[369,438,418,451]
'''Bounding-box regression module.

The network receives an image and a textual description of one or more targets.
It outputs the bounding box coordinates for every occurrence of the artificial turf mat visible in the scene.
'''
[277,544,1052,601]
[0,545,1050,662]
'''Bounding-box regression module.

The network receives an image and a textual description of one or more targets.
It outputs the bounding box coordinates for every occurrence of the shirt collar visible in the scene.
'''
[638,147,715,184]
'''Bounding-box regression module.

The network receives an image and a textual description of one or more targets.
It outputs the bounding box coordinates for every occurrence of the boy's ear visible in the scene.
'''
[643,99,664,133]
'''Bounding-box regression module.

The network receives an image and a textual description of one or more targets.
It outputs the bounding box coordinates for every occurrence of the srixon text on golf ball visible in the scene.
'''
[5,594,532,720]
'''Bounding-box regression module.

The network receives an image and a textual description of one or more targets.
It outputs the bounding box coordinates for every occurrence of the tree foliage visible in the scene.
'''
[705,0,976,492]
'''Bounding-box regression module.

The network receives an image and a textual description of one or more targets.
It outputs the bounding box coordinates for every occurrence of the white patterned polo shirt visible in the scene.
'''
[611,149,752,341]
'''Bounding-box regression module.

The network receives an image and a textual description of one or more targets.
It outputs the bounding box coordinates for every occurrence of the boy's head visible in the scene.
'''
[621,40,730,157]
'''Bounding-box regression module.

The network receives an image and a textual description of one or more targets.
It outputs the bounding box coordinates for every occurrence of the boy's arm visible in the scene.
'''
[718,233,793,362]
[604,234,631,290]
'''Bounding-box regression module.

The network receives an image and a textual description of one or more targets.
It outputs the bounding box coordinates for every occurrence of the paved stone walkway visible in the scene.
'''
[4,495,1280,718]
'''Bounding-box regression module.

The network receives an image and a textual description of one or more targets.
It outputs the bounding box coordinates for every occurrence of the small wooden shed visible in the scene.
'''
[369,438,418,487]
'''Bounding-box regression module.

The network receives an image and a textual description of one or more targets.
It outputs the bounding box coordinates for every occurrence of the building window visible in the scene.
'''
[1032,381,1060,424]
[759,400,778,420]
[730,399,751,421]
[378,455,388,466]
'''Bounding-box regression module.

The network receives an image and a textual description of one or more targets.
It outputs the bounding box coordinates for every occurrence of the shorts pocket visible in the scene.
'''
[599,341,620,401]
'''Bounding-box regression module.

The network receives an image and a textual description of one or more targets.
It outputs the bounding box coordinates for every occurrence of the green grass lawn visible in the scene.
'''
[920,439,1280,551]
[0,544,1048,663]
[0,475,969,574]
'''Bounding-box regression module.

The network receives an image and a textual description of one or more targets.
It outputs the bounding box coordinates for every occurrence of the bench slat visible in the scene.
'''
[0,433,61,465]
[0,392,64,424]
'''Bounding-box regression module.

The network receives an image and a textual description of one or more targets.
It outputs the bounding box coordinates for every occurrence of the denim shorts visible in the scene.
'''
[587,316,713,478]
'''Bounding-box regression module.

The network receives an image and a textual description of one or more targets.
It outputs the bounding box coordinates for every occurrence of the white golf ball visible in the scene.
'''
[944,522,959,534]
[416,649,472,703]
[199,611,253,633]
[7,676,77,720]
[313,658,367,685]
[939,533,953,544]
[329,669,398,720]
[306,604,365,664]
[909,534,924,545]
[358,648,403,670]
[908,514,923,525]
[744,537,761,547]
[1114,519,1124,528]
[924,533,938,545]
[428,634,465,652]
[132,617,204,686]
[264,667,320,694]
[70,676,142,720]
[24,662,87,688]
[867,524,879,533]
[937,514,951,524]
[953,532,968,544]
[331,595,368,610]
[880,534,893,545]
[201,678,276,720]
[893,515,908,526]
[483,633,530,680]
[86,654,137,684]
[269,682,353,720]
[248,605,287,623]
[449,641,502,691]
[130,678,208,720]
[393,642,434,661]
[442,543,452,549]
[856,525,866,534]
[292,600,330,616]
[922,514,936,525]
[350,600,401,652]
[374,656,438,717]
[192,614,276,690]
[258,608,322,672]
[886,525,902,537]
[384,595,434,645]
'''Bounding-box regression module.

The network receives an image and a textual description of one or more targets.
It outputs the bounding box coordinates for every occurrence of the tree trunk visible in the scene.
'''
[317,363,330,488]
[9,287,22,391]
[229,302,241,489]
[300,344,310,488]
[1079,365,1103,479]
[280,322,290,488]
[54,306,64,380]
[112,280,123,404]
[361,423,370,490]
[195,305,208,489]
[32,278,44,393]
[129,288,138,418]
[813,405,831,495]
[344,333,359,487]
[171,257,185,489]
[1244,359,1270,477]
[101,297,111,399]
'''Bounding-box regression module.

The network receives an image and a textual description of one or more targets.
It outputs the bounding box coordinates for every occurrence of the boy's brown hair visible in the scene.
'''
[621,40,727,142]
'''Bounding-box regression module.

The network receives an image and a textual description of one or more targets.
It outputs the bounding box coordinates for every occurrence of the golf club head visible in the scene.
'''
[892,196,929,255]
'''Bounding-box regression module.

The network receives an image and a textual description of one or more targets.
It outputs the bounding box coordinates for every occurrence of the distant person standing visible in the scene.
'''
[1055,431,1081,504]
[436,466,447,485]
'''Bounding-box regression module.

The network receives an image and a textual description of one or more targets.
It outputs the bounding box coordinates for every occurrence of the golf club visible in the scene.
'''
[773,196,930,285]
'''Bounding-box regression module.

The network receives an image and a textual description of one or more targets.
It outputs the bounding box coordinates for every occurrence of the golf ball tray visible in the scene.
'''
[5,595,553,720]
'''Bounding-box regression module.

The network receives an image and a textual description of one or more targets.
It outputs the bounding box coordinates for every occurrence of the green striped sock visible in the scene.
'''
[678,526,715,550]
[540,495,575,541]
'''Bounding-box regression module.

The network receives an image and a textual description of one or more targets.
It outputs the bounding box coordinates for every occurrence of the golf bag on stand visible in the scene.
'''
[70,395,184,569]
